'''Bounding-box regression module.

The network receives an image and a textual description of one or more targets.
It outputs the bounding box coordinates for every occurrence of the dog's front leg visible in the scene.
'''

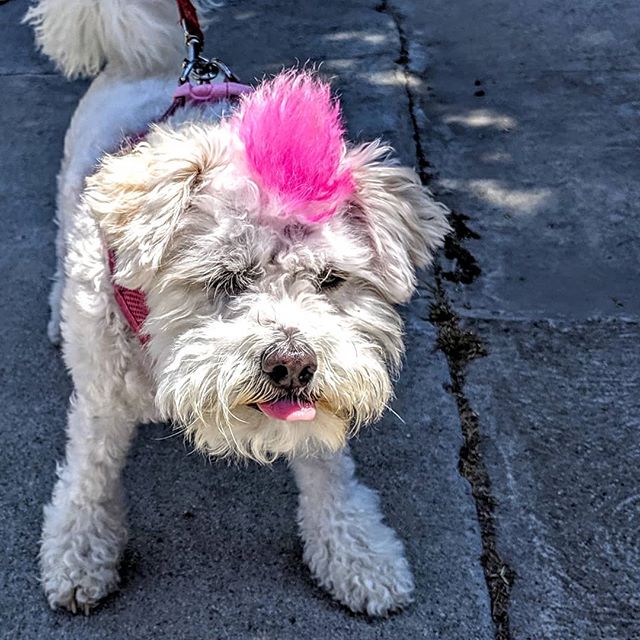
[290,448,414,616]
[40,396,137,614]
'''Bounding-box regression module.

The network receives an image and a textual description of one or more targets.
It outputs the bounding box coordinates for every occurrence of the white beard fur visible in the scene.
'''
[26,0,450,618]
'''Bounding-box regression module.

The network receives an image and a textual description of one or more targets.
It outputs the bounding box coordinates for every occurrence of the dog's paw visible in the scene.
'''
[41,563,119,614]
[40,502,126,613]
[303,522,415,617]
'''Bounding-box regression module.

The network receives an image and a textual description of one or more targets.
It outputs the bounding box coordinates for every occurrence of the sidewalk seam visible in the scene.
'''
[376,2,515,639]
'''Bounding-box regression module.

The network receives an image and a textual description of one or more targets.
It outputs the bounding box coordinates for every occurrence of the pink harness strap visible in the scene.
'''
[108,250,150,344]
[174,81,253,103]
[108,81,253,344]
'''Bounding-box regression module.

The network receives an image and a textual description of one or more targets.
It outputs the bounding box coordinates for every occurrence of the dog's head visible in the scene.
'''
[85,71,450,462]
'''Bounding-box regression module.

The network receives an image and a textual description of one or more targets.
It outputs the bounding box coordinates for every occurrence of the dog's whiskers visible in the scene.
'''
[388,407,406,425]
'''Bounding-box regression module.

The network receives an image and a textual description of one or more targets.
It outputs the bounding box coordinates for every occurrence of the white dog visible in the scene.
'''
[26,0,450,617]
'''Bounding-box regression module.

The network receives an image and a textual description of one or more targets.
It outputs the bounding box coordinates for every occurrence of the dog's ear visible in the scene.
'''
[85,124,223,290]
[347,142,451,303]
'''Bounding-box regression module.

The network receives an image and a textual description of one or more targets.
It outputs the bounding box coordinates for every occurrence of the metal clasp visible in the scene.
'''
[178,20,239,85]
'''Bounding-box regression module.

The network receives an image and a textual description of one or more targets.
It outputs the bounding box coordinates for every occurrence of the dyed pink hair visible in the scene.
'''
[233,70,354,223]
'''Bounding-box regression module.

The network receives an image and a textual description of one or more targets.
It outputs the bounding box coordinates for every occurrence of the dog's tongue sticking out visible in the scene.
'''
[234,70,354,223]
[257,400,317,422]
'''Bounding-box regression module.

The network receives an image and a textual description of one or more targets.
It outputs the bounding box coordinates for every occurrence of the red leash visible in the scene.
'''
[175,0,204,44]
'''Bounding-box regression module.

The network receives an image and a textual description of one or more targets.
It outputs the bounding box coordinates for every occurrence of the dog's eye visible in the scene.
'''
[223,272,252,295]
[318,269,347,291]
[207,266,259,299]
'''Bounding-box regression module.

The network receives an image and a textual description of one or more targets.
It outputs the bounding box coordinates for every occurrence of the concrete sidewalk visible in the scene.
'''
[394,0,640,638]
[0,0,638,639]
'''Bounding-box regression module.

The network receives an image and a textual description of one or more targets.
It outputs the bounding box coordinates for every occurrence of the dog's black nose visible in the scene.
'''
[262,345,317,389]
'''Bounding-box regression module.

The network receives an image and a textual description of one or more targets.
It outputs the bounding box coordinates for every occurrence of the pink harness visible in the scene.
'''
[108,81,252,344]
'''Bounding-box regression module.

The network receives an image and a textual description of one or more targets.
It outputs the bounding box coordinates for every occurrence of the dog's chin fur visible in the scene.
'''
[185,407,349,463]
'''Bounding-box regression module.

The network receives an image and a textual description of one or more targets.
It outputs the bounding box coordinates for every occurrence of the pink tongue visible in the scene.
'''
[257,400,317,422]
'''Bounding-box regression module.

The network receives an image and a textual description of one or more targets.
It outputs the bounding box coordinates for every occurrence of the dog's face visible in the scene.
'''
[86,73,449,462]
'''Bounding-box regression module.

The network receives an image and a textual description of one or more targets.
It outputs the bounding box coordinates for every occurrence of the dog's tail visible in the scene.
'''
[24,0,217,79]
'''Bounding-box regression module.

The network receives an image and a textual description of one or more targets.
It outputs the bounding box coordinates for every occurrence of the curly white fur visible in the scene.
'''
[291,450,415,616]
[27,0,450,618]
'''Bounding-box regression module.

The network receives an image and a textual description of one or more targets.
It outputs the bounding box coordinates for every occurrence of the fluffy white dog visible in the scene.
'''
[26,0,450,617]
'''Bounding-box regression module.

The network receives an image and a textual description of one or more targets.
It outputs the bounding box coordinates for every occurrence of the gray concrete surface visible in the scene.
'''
[399,0,640,320]
[467,320,640,639]
[0,1,494,639]
[395,0,640,638]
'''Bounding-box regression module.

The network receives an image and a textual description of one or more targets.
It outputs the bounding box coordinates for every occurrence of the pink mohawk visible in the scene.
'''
[234,70,355,223]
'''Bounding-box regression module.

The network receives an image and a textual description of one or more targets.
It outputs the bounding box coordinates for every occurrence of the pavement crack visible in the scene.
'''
[375,0,431,182]
[378,2,516,638]
[428,288,515,640]
[442,211,482,284]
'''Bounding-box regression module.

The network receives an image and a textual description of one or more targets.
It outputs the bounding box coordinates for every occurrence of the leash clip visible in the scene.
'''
[179,20,239,85]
